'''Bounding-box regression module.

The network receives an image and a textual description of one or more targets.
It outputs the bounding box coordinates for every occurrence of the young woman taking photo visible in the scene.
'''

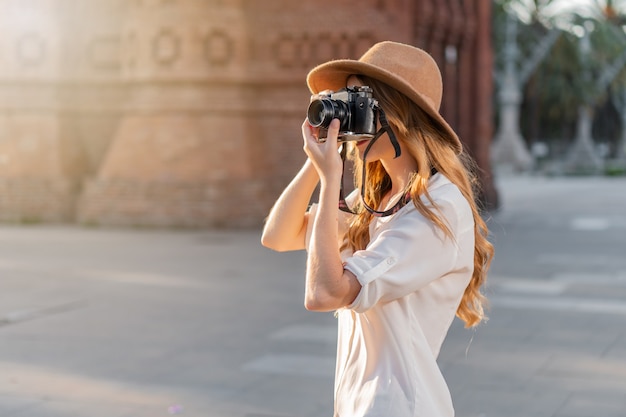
[262,41,493,417]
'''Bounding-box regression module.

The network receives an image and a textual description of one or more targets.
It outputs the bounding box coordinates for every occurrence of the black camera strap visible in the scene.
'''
[378,110,402,159]
[338,109,410,218]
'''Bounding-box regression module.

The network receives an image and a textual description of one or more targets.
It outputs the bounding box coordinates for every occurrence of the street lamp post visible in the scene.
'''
[564,28,611,174]
[492,12,560,174]
[492,13,534,173]
[612,87,626,161]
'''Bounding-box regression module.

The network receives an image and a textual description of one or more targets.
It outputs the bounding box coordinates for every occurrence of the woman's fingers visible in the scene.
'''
[302,118,343,179]
[326,119,340,142]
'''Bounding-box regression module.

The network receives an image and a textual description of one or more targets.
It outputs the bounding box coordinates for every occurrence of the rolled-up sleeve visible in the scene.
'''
[344,203,463,313]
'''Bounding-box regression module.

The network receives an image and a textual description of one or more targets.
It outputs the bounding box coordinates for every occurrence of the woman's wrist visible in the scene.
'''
[318,165,342,187]
[319,175,341,197]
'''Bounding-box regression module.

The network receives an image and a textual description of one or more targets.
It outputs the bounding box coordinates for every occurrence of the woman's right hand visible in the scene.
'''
[302,118,343,187]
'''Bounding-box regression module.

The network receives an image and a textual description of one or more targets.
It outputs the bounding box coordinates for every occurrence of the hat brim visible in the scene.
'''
[307,59,462,154]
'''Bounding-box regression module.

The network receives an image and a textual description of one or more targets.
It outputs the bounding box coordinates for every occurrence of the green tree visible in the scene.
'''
[493,0,626,164]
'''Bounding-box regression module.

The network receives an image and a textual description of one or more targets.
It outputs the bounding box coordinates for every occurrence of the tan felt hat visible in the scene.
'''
[306,41,462,154]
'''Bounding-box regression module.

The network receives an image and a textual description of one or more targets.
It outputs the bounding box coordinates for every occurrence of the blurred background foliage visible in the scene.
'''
[492,0,626,167]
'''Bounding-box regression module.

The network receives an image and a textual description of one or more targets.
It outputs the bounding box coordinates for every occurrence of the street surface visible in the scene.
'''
[0,174,625,417]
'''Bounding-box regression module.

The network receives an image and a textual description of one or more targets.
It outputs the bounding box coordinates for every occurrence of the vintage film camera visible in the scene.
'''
[307,86,379,142]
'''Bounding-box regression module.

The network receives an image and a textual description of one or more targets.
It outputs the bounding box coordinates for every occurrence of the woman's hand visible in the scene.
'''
[302,119,343,186]
[301,118,361,312]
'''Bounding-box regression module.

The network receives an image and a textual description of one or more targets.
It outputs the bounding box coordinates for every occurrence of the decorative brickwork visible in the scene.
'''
[0,0,69,221]
[0,0,496,227]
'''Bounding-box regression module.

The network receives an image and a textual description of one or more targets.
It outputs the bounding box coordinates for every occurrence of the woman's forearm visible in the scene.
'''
[304,179,346,310]
[261,159,320,252]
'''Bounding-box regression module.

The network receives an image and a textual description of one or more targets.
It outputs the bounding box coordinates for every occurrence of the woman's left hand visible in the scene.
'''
[302,118,343,185]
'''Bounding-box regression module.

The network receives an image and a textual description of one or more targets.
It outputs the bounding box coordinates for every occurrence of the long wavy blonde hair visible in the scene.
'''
[342,75,494,328]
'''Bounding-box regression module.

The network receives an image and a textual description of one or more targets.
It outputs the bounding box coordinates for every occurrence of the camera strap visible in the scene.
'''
[378,110,402,159]
[338,109,411,218]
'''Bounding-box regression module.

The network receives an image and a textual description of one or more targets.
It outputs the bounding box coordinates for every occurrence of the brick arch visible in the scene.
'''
[0,0,496,227]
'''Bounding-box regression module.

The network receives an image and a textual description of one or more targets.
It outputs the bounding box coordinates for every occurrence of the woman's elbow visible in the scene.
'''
[261,233,292,252]
[304,298,332,312]
[304,291,340,312]
[260,232,278,250]
[261,224,282,250]
[261,225,306,252]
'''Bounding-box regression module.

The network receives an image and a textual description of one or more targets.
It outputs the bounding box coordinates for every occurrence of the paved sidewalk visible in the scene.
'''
[0,174,625,417]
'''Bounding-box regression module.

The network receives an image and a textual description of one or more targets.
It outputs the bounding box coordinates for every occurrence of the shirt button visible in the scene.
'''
[387,258,395,265]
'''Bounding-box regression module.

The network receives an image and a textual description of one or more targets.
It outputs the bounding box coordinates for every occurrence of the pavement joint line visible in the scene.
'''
[570,217,612,231]
[0,300,85,327]
[536,253,626,268]
[491,294,626,316]
[269,324,336,344]
[241,353,335,378]
[489,275,626,295]
[551,272,626,284]
[0,260,204,288]
[490,278,567,295]
[246,413,300,417]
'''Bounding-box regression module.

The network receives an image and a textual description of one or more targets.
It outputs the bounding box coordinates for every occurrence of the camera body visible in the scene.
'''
[307,86,379,142]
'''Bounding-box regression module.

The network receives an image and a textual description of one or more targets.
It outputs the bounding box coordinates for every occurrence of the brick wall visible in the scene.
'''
[0,0,496,227]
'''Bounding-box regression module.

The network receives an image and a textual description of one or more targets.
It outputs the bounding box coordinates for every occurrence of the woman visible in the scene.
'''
[261,41,493,417]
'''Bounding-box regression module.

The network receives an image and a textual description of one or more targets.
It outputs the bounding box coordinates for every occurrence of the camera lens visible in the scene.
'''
[307,99,333,127]
[307,99,349,128]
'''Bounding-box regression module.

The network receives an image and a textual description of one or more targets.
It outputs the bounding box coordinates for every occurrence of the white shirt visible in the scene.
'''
[307,174,475,417]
